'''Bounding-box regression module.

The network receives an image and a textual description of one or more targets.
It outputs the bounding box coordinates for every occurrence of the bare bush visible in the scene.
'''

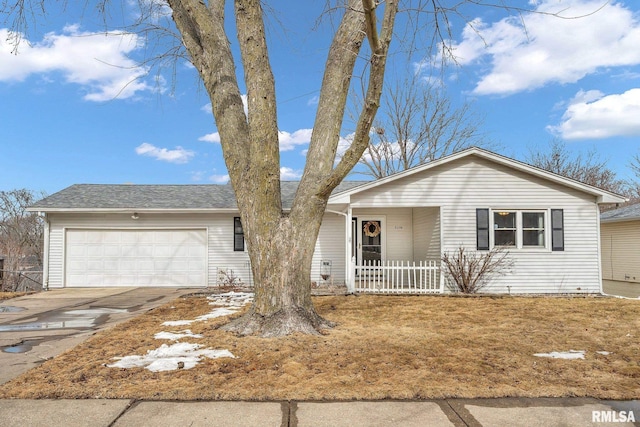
[0,189,45,291]
[441,247,512,294]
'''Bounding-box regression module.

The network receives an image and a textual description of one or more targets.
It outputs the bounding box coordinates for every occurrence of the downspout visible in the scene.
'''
[595,202,604,295]
[40,212,50,291]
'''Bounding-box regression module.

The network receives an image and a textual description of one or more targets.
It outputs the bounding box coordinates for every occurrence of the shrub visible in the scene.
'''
[441,246,512,294]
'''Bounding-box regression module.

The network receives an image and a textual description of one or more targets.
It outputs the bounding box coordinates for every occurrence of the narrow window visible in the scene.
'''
[494,211,516,246]
[522,212,545,247]
[233,217,244,252]
[551,209,564,251]
[476,209,490,250]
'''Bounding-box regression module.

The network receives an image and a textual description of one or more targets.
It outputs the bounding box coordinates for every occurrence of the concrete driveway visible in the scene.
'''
[0,287,194,385]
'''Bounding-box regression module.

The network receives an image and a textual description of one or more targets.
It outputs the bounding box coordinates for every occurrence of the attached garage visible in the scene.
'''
[65,229,207,287]
[601,203,640,285]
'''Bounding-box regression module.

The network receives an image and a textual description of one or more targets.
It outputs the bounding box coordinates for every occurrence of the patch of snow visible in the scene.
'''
[108,342,235,372]
[207,292,253,307]
[161,293,253,327]
[162,320,193,327]
[533,350,586,360]
[111,293,252,373]
[596,351,611,356]
[154,330,203,341]
[196,307,240,321]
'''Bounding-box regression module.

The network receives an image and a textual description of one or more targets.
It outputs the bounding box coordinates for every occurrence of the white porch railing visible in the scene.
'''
[352,260,442,294]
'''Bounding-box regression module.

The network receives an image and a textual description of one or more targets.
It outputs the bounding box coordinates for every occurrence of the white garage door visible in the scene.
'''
[65,229,207,287]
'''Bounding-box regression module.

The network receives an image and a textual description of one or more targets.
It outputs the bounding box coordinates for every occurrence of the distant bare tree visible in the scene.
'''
[526,139,626,195]
[628,151,640,203]
[356,74,489,178]
[0,189,45,291]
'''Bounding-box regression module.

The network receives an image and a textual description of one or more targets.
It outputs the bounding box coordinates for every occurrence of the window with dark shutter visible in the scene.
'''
[551,209,564,251]
[476,208,490,250]
[233,217,244,252]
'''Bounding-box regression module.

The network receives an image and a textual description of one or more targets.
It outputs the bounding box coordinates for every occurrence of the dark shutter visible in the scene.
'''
[476,208,490,250]
[551,209,564,251]
[233,217,244,252]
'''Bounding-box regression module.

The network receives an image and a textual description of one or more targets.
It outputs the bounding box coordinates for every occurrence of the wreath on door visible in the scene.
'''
[363,221,381,238]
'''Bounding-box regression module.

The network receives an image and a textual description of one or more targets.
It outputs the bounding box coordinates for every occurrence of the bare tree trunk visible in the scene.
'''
[222,211,333,337]
[168,0,396,336]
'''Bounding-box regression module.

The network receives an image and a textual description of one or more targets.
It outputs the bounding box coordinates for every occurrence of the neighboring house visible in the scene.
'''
[600,203,640,286]
[28,148,625,294]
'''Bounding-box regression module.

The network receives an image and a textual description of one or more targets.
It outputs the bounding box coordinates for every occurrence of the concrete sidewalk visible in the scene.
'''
[0,398,638,426]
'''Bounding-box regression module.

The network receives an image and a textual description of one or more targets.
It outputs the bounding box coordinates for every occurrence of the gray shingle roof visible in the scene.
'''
[601,202,640,222]
[30,181,368,211]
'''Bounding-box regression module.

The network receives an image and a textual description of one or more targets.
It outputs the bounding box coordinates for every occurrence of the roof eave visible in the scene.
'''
[26,208,241,214]
[601,216,640,224]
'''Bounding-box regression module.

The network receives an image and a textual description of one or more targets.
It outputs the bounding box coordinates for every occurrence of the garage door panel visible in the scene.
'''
[65,229,207,287]
[87,245,105,257]
[137,245,153,256]
[103,246,121,257]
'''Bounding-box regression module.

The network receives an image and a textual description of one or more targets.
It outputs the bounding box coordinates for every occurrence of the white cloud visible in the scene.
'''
[210,174,230,183]
[198,132,221,143]
[446,1,640,95]
[279,128,312,151]
[198,127,313,152]
[0,25,157,101]
[280,167,302,180]
[548,88,640,139]
[307,95,319,106]
[334,132,358,160]
[135,142,195,163]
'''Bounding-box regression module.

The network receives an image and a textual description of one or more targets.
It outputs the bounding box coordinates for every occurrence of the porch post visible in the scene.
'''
[346,206,354,293]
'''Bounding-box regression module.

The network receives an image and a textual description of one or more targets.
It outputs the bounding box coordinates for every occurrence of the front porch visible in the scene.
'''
[343,207,444,294]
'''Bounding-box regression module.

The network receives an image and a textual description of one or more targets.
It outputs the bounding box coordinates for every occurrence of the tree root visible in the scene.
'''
[220,307,335,337]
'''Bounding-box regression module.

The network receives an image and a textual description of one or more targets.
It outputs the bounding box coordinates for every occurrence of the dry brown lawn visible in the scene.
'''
[0,294,638,400]
[0,292,27,301]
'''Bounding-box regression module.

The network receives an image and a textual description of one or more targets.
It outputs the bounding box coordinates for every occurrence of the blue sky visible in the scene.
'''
[1,0,639,195]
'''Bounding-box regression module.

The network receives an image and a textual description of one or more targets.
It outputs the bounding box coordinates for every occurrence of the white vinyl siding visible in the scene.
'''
[601,220,640,283]
[45,213,251,288]
[311,213,346,284]
[412,207,440,262]
[348,157,602,294]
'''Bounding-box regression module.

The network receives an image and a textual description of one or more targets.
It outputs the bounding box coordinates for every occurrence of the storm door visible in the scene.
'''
[358,219,384,267]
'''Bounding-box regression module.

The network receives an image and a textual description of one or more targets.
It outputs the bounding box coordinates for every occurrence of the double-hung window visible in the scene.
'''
[522,212,545,247]
[477,209,562,251]
[493,211,517,246]
[492,210,546,249]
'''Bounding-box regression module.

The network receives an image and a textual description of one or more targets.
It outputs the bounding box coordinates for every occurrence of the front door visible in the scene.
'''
[358,218,384,267]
